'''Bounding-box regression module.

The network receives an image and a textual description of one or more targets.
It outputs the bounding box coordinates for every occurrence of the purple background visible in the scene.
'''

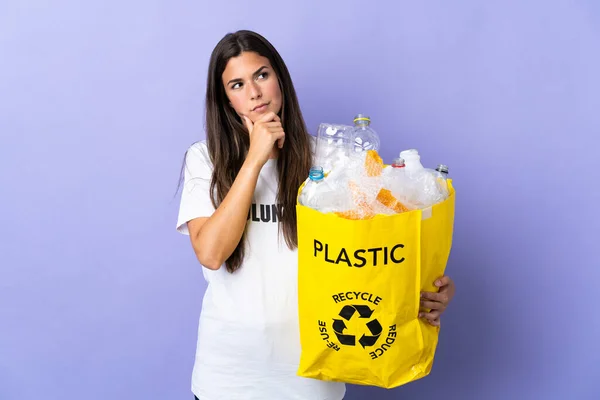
[1,1,598,399]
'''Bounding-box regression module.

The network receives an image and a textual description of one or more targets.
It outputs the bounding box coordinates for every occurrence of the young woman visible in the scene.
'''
[176,29,456,400]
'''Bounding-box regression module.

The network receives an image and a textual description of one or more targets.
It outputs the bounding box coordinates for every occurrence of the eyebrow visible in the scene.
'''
[226,66,269,86]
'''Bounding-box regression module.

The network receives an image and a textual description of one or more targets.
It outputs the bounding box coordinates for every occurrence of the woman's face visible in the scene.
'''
[221,51,283,123]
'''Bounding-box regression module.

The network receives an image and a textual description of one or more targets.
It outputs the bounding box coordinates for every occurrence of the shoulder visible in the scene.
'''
[184,140,212,166]
[185,140,211,162]
[182,140,213,179]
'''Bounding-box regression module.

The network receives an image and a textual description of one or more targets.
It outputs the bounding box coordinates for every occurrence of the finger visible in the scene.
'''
[270,130,285,139]
[242,116,253,133]
[419,310,441,321]
[275,132,285,148]
[265,122,283,128]
[420,291,449,304]
[434,275,451,288]
[420,300,445,310]
[267,125,284,133]
[429,318,441,327]
[275,131,285,148]
[257,111,277,123]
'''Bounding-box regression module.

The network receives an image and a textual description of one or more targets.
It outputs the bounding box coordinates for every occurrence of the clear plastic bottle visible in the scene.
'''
[299,166,326,209]
[381,156,414,212]
[299,166,351,213]
[315,123,354,174]
[384,157,406,194]
[350,114,380,153]
[383,157,405,187]
[397,149,446,208]
[433,164,450,198]
[399,149,424,174]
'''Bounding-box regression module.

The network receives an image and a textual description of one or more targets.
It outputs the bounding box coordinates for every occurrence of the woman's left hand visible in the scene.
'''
[419,275,456,326]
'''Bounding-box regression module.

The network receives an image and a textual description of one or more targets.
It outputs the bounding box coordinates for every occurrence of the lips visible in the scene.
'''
[252,102,269,112]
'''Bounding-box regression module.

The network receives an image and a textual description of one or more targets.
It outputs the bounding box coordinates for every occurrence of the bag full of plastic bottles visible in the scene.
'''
[295,114,456,389]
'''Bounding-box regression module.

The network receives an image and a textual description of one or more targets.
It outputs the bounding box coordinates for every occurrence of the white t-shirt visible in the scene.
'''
[176,140,346,400]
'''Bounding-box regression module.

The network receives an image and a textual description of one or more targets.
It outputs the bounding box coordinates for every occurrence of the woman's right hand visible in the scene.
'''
[242,112,285,167]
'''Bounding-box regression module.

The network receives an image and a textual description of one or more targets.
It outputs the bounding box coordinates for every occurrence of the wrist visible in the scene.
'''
[242,156,264,174]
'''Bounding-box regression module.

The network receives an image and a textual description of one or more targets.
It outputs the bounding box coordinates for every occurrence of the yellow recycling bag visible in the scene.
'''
[296,181,455,388]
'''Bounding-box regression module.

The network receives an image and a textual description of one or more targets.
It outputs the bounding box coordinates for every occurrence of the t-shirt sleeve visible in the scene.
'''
[176,141,216,235]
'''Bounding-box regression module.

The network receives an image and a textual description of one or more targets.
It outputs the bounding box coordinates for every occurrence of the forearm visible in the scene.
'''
[192,158,262,269]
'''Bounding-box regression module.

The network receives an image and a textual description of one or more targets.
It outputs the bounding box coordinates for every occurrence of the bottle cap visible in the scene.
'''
[392,157,405,168]
[309,166,324,181]
[353,114,371,125]
[436,164,449,174]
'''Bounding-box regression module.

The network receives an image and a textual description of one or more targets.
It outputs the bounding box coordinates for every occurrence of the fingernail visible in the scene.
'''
[420,292,424,298]
[435,280,442,286]
[418,313,423,318]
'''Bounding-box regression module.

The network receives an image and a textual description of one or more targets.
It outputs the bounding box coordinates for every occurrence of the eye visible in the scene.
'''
[231,82,242,90]
[257,72,269,80]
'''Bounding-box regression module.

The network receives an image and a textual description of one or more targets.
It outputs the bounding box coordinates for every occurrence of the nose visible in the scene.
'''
[248,81,262,100]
